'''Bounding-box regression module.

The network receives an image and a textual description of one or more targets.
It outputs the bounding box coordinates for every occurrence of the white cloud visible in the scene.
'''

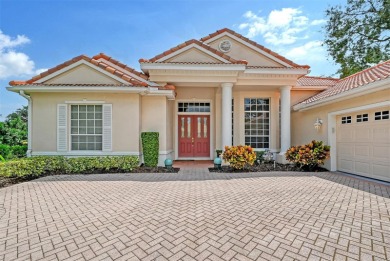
[0,30,43,79]
[311,19,326,26]
[238,8,322,45]
[283,40,325,62]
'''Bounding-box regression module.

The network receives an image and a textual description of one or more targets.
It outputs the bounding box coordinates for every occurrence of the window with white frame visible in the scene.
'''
[178,102,210,112]
[374,110,389,120]
[341,116,352,124]
[356,113,368,122]
[244,98,270,149]
[70,105,103,150]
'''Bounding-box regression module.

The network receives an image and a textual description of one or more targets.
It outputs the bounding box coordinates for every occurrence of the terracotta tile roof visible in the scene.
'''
[200,28,310,69]
[139,39,248,64]
[297,76,339,86]
[9,54,148,87]
[298,60,390,105]
[92,53,148,80]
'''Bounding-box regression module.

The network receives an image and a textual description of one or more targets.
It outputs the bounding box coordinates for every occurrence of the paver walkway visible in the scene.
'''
[0,168,389,261]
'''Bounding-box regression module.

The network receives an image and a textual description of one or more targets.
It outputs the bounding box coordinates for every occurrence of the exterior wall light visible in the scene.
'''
[314,118,323,132]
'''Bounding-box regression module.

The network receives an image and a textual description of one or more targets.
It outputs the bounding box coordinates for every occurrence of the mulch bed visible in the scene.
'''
[209,162,328,173]
[0,166,180,189]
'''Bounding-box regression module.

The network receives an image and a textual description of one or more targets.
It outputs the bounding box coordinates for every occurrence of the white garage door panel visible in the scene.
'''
[354,162,370,175]
[355,129,370,141]
[338,144,354,157]
[354,144,370,157]
[338,159,354,173]
[337,108,390,182]
[373,165,390,182]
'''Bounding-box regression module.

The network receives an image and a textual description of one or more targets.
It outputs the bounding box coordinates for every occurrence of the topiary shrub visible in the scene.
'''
[285,140,330,171]
[141,132,159,167]
[222,145,256,170]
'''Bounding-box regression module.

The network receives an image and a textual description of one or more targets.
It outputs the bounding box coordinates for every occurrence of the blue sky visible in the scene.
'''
[0,0,344,119]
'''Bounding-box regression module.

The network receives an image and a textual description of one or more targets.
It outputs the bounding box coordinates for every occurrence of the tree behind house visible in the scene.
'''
[324,0,389,78]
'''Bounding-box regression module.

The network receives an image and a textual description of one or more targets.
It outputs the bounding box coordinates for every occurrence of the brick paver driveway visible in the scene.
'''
[0,171,389,261]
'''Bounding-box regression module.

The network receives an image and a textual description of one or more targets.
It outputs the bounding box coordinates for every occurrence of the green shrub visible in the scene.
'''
[0,158,46,177]
[222,145,256,170]
[0,155,5,162]
[285,140,330,171]
[0,144,11,159]
[11,145,28,158]
[0,156,139,178]
[141,132,159,167]
[255,151,266,165]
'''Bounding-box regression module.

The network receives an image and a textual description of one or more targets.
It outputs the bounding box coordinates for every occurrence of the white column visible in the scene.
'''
[221,83,233,149]
[279,86,291,154]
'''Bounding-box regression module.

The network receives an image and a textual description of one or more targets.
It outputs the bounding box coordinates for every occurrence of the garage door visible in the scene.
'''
[337,108,390,182]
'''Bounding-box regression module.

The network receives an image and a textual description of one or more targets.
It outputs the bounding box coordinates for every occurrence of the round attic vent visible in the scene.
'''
[218,40,232,53]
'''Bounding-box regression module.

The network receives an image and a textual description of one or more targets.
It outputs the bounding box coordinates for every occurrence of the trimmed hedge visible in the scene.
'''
[141,132,159,167]
[0,144,27,160]
[0,156,139,178]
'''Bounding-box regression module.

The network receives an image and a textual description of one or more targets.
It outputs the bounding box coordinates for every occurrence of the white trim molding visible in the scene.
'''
[65,100,106,104]
[327,101,390,171]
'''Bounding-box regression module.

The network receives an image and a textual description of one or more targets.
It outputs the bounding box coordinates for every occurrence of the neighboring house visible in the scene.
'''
[7,28,390,181]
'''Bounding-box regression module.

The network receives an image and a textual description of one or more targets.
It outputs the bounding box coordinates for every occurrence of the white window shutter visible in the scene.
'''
[102,104,112,151]
[57,104,67,152]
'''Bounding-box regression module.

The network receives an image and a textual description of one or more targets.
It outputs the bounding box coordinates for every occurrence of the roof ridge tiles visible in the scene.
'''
[93,53,149,80]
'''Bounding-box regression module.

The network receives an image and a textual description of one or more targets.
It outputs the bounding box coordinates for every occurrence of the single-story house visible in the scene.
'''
[7,28,390,181]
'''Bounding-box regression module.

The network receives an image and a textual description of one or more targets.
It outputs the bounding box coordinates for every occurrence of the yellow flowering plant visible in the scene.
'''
[222,145,256,170]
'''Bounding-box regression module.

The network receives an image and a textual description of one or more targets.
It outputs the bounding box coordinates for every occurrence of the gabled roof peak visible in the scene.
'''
[200,28,310,69]
[139,39,248,65]
[9,54,148,87]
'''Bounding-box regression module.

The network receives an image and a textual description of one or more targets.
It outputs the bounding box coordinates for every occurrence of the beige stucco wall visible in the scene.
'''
[166,100,174,151]
[291,89,390,169]
[208,36,282,67]
[167,48,220,63]
[291,90,322,106]
[141,96,169,151]
[45,64,121,85]
[30,92,140,153]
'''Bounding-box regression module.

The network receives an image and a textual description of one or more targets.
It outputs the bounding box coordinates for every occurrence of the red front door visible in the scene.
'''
[178,115,210,158]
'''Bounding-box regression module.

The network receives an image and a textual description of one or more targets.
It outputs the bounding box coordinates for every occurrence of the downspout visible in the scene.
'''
[18,91,32,157]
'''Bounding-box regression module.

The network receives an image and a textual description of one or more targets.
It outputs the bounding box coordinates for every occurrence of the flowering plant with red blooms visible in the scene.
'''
[285,140,330,171]
[222,145,256,169]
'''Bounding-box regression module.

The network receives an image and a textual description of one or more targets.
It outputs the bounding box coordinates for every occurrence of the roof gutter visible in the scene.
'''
[7,86,175,99]
[18,91,32,157]
[293,77,390,111]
